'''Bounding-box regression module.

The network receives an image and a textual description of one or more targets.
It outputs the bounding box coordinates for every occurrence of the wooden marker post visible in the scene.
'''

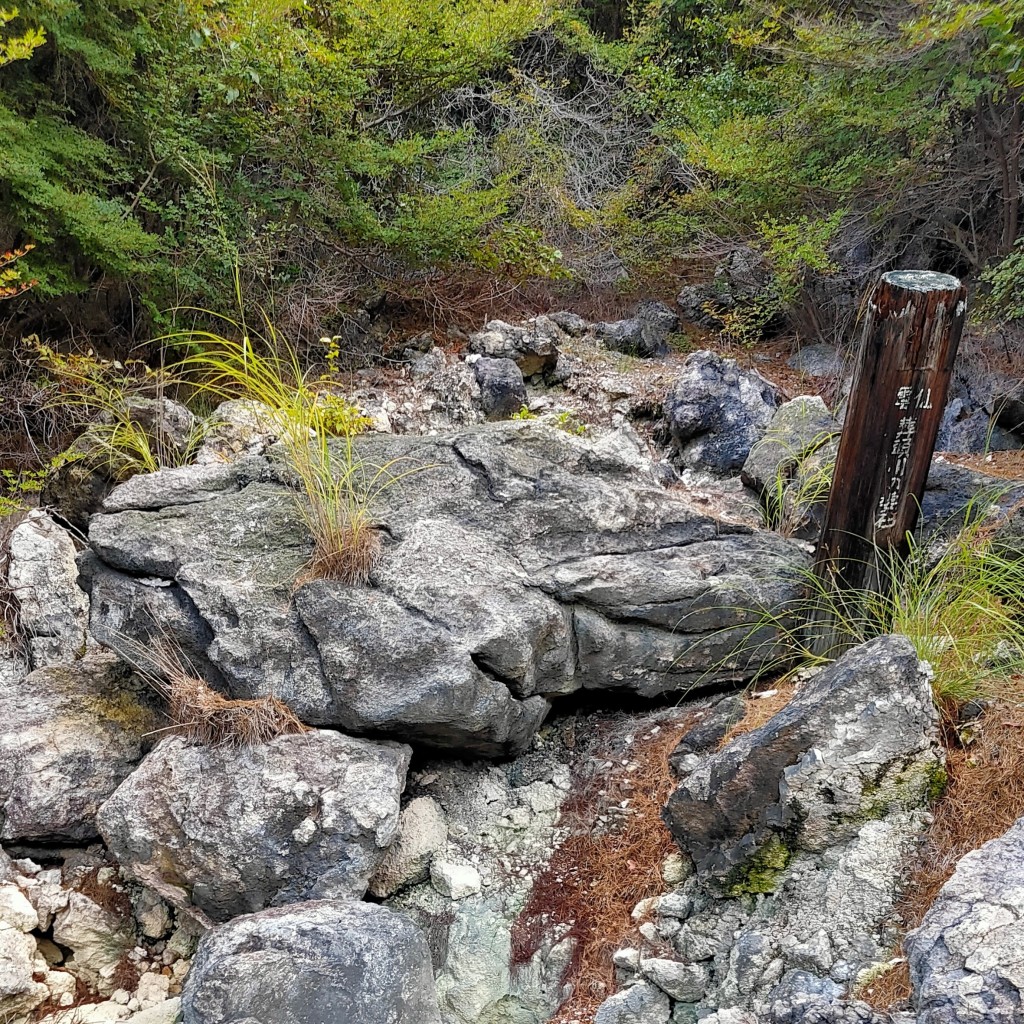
[812,271,967,648]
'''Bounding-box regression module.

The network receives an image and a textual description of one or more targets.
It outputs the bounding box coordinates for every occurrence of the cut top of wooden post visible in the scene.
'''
[815,270,967,593]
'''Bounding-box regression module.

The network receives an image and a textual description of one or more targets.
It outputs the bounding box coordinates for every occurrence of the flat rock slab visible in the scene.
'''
[84,423,809,756]
[907,814,1024,1024]
[0,653,161,842]
[181,900,441,1024]
[98,730,410,924]
[664,635,942,880]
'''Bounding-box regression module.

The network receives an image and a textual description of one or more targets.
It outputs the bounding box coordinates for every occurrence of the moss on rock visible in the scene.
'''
[724,835,792,896]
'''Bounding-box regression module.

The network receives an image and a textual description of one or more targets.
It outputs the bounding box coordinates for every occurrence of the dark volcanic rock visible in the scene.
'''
[664,636,942,879]
[472,356,528,420]
[676,248,778,331]
[593,300,680,359]
[467,317,561,377]
[665,350,782,475]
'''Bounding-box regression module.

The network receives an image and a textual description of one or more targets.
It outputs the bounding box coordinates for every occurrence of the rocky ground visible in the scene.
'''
[2,289,1024,1024]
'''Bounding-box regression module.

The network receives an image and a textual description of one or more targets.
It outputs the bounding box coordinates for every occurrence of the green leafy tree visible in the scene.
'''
[0,0,556,334]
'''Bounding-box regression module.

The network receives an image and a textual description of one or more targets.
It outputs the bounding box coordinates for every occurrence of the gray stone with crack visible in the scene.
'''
[907,813,1024,1024]
[182,900,441,1024]
[664,635,943,879]
[82,423,809,756]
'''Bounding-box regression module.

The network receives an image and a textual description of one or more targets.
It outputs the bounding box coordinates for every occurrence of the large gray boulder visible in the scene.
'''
[467,317,562,377]
[665,351,782,475]
[181,900,442,1024]
[0,653,161,842]
[906,814,1024,1024]
[98,730,410,924]
[83,423,809,756]
[664,636,942,881]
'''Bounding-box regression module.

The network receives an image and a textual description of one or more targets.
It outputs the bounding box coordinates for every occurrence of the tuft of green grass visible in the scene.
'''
[81,412,207,481]
[173,315,422,587]
[758,430,836,538]
[29,339,203,481]
[723,497,1024,715]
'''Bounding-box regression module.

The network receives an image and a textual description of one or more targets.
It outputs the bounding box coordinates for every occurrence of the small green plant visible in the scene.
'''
[0,494,24,519]
[1,466,45,498]
[666,330,697,355]
[979,240,1024,321]
[722,500,1024,715]
[511,405,537,420]
[705,296,781,349]
[176,318,420,586]
[318,393,374,437]
[320,335,343,378]
[554,410,587,435]
[756,430,837,537]
[27,338,204,481]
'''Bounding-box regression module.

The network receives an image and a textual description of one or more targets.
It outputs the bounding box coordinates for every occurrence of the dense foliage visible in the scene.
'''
[0,0,1022,338]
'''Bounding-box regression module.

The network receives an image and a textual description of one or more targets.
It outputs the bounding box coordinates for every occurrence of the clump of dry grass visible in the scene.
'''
[857,954,913,1010]
[859,699,1024,1011]
[511,716,693,1022]
[117,632,308,747]
[293,519,382,589]
[163,672,308,747]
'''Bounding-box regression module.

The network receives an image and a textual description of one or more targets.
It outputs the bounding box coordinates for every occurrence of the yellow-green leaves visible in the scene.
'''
[0,7,44,66]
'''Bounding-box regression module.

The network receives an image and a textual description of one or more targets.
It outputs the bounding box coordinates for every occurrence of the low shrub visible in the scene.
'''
[27,338,203,481]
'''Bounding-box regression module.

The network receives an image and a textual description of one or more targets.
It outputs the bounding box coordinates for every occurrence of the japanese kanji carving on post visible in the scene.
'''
[813,271,967,646]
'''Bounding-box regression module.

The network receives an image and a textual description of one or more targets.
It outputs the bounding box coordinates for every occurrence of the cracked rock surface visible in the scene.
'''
[83,422,807,756]
[97,731,410,924]
[0,653,162,842]
[907,813,1024,1024]
[664,635,943,878]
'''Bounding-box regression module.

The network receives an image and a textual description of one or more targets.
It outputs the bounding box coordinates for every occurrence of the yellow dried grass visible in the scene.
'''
[293,517,382,588]
[115,631,308,747]
[717,678,798,749]
[164,672,308,747]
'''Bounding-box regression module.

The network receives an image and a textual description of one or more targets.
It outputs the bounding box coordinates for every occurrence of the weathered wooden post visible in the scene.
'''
[812,271,967,649]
